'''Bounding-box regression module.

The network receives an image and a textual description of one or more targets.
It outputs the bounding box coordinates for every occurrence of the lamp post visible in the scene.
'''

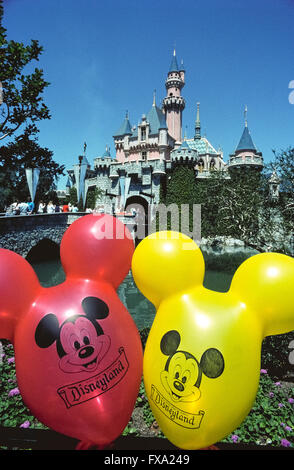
[73,145,88,210]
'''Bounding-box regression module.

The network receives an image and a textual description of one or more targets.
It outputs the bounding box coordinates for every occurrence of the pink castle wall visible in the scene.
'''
[115,147,161,162]
[166,109,181,142]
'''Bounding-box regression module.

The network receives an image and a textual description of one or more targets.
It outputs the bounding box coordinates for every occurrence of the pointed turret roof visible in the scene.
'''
[169,49,179,73]
[179,58,185,72]
[78,154,90,166]
[114,113,132,137]
[146,104,167,134]
[178,140,190,150]
[236,126,256,152]
[102,145,111,158]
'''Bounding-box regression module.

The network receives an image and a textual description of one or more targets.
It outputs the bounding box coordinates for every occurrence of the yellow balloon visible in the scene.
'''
[131,231,294,450]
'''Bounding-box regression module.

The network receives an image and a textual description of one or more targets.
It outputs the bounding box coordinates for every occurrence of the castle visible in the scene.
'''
[67,50,265,213]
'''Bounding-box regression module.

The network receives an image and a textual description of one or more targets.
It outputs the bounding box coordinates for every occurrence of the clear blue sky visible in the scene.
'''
[2,0,294,189]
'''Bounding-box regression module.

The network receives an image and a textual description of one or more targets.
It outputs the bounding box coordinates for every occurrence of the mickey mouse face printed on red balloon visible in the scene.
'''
[35,297,111,374]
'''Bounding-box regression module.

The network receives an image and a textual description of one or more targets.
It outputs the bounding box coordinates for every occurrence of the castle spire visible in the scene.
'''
[169,48,179,72]
[153,89,156,107]
[244,104,248,127]
[163,49,185,142]
[194,102,201,140]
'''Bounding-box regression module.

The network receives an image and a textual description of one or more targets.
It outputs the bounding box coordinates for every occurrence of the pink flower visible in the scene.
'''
[275,382,282,387]
[231,434,239,443]
[278,403,284,408]
[8,387,20,397]
[7,357,15,364]
[269,392,274,398]
[260,369,267,374]
[285,426,292,432]
[20,420,30,429]
[288,398,294,404]
[281,439,291,448]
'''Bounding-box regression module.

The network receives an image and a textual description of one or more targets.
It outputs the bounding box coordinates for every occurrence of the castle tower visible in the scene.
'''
[228,106,263,172]
[162,49,185,143]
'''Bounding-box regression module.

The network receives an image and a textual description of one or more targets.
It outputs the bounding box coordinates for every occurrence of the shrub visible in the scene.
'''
[223,371,294,448]
[261,332,294,380]
[0,341,47,430]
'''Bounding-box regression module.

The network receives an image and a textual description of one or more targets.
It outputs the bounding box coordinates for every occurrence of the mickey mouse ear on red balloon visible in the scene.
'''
[60,214,134,289]
[0,249,41,343]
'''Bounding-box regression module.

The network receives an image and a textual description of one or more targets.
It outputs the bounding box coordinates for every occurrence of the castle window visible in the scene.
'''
[142,151,147,161]
[141,127,146,141]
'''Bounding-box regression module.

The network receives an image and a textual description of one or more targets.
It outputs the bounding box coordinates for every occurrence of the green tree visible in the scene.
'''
[269,147,294,232]
[86,186,103,210]
[216,169,263,243]
[198,168,282,252]
[162,165,197,232]
[0,1,50,142]
[193,170,228,237]
[0,135,64,209]
[162,164,280,252]
[68,187,78,207]
[69,186,104,211]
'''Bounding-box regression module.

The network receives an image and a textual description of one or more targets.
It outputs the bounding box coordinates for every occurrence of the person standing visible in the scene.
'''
[37,201,46,213]
[19,200,28,215]
[27,198,34,214]
[46,201,55,214]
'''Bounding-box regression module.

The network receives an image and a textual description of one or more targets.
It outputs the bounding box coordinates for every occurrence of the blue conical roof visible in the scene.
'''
[102,145,111,158]
[146,105,167,134]
[236,126,256,151]
[114,116,132,137]
[178,140,190,150]
[169,51,179,72]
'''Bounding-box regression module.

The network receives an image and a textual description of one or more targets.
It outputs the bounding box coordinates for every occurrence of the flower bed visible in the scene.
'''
[1,331,294,450]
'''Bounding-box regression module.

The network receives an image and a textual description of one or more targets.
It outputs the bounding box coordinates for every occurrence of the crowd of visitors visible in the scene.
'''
[4,199,80,216]
[4,201,139,217]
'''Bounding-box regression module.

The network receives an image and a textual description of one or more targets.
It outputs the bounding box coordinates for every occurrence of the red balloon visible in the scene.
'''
[0,214,143,448]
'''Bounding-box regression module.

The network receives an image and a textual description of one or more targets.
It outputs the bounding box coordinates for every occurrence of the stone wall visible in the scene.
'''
[0,213,87,258]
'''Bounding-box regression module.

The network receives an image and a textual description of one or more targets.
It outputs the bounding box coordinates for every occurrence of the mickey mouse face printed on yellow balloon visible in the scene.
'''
[131,231,294,450]
[160,330,224,404]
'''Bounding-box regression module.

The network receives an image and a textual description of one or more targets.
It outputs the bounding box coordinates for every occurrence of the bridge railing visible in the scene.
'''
[0,212,88,232]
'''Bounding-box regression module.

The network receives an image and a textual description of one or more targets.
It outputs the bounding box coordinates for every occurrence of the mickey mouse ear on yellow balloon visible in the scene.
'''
[131,231,205,308]
[229,252,294,337]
